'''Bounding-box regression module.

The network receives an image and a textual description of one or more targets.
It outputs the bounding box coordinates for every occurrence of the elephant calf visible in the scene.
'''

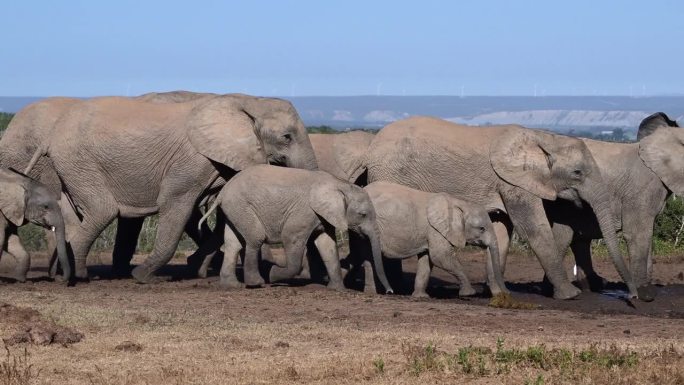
[198,164,393,293]
[0,168,70,282]
[350,182,507,298]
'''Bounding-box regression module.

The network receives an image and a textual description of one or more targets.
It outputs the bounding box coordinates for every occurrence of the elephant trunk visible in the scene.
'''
[485,230,507,295]
[287,141,319,171]
[580,181,639,299]
[52,214,71,283]
[363,224,393,294]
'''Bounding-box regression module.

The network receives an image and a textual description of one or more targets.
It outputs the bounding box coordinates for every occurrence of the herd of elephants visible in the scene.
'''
[1,90,683,303]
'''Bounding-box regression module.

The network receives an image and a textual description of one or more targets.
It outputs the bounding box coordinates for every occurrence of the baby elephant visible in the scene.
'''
[352,181,507,298]
[0,168,70,282]
[199,164,393,293]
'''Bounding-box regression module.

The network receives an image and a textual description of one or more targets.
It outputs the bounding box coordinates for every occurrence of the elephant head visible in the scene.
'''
[0,168,70,282]
[187,94,318,172]
[490,128,639,298]
[426,194,507,293]
[638,112,684,195]
[310,181,393,293]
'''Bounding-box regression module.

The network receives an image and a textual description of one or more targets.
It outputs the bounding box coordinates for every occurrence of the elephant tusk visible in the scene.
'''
[51,226,56,232]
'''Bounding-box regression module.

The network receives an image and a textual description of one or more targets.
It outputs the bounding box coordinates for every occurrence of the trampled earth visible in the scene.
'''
[0,250,682,384]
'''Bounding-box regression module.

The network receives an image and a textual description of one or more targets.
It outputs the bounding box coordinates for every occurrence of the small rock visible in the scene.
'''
[597,324,605,328]
[623,329,631,335]
[115,341,143,352]
[393,311,401,318]
[677,272,683,281]
[275,341,290,348]
[537,326,544,331]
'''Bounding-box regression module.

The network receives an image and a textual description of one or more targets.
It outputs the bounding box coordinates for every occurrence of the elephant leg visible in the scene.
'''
[219,223,244,289]
[269,237,306,284]
[543,223,576,292]
[131,205,194,283]
[623,212,655,289]
[111,217,145,277]
[70,212,118,280]
[570,239,606,292]
[486,216,512,294]
[412,253,431,298]
[7,233,29,282]
[429,249,476,297]
[503,192,581,299]
[313,231,344,290]
[187,207,224,275]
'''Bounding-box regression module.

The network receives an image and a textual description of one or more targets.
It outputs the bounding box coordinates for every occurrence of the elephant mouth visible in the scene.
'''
[267,154,287,167]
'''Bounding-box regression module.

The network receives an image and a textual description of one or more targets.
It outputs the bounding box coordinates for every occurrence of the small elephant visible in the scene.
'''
[349,182,507,298]
[198,164,393,293]
[0,168,70,282]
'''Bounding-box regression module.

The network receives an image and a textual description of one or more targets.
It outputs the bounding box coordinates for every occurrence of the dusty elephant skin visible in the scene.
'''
[546,113,683,301]
[350,181,507,298]
[0,169,70,283]
[365,116,639,300]
[198,164,393,293]
[31,94,317,283]
[309,130,375,184]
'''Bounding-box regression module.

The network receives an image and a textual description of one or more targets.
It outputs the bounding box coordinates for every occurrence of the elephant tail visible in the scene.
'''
[197,199,221,237]
[24,146,47,175]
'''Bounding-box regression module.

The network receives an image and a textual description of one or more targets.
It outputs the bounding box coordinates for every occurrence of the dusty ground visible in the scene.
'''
[0,249,682,385]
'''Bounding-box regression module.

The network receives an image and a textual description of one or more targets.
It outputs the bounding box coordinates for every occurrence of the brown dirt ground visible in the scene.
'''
[0,249,682,384]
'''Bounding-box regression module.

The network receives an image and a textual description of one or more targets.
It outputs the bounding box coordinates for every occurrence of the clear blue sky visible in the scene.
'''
[1,1,683,97]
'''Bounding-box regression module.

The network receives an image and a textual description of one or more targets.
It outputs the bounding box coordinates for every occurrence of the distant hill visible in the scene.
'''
[3,95,683,138]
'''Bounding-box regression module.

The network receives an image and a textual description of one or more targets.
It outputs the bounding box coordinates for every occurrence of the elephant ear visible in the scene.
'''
[637,112,678,141]
[187,96,267,171]
[334,131,373,182]
[0,170,27,226]
[490,129,557,200]
[639,126,684,195]
[309,183,348,230]
[427,194,465,246]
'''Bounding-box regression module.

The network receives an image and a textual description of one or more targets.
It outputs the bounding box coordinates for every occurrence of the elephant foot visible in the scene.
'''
[458,285,477,297]
[269,266,296,284]
[586,274,608,292]
[219,276,245,289]
[326,281,345,291]
[411,290,430,299]
[553,282,581,300]
[244,270,266,288]
[637,285,656,302]
[131,266,154,284]
[197,265,209,279]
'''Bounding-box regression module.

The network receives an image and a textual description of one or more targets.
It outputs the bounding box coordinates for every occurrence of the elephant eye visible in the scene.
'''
[479,226,486,233]
[282,133,292,142]
[572,169,583,178]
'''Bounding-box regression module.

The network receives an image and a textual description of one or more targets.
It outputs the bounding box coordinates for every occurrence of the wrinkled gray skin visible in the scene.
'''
[196,130,377,278]
[0,93,224,278]
[31,94,317,283]
[0,169,70,282]
[309,131,375,184]
[544,112,682,301]
[365,116,639,300]
[350,182,507,298]
[198,165,393,293]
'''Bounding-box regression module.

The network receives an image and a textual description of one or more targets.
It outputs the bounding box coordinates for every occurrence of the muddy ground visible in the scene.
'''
[0,250,682,384]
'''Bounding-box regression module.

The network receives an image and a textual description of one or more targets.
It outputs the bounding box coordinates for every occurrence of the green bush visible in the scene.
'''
[0,112,13,134]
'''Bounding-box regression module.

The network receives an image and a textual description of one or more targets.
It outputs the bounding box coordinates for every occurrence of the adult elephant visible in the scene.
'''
[364,116,639,300]
[309,130,375,184]
[0,93,218,277]
[35,93,317,282]
[545,112,682,297]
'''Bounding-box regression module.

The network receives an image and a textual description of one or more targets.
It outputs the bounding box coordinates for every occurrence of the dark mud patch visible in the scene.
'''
[0,303,83,346]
